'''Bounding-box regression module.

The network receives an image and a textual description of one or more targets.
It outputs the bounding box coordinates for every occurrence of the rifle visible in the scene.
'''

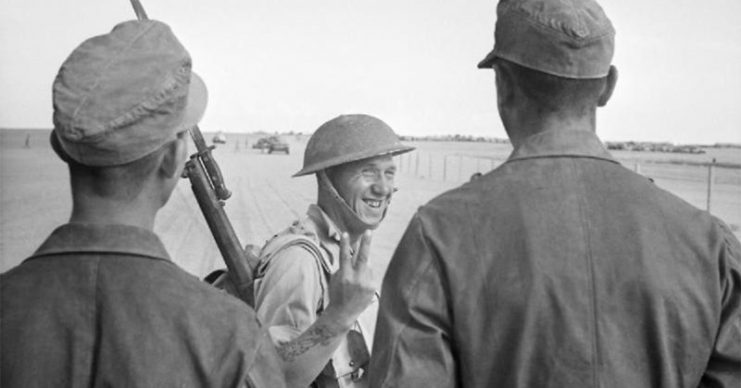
[183,126,255,306]
[128,0,255,306]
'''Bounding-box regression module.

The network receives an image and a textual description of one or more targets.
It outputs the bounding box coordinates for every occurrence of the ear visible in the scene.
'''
[597,65,618,107]
[492,62,518,140]
[160,136,187,179]
[493,62,515,105]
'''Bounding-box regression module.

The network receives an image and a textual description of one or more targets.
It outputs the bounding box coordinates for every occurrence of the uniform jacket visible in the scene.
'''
[369,130,741,388]
[0,223,285,388]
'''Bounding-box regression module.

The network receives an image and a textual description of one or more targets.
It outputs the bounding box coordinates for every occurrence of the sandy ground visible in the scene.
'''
[2,130,740,334]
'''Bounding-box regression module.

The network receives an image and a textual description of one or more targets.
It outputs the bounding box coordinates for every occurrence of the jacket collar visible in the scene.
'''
[507,129,618,164]
[29,223,171,263]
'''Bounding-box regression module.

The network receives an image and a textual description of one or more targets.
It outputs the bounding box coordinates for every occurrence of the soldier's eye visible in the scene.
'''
[361,169,377,178]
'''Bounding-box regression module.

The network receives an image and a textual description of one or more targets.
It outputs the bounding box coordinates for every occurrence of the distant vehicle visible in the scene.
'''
[212,132,227,144]
[268,138,290,154]
[252,137,272,150]
[253,136,289,154]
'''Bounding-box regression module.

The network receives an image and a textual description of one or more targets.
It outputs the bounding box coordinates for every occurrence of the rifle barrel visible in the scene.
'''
[189,126,232,200]
[130,0,149,20]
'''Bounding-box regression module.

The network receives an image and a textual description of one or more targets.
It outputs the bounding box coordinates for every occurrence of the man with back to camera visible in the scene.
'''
[369,0,741,387]
[0,19,286,387]
[213,114,414,387]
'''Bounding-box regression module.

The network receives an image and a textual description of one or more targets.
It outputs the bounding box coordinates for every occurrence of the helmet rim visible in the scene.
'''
[293,143,414,177]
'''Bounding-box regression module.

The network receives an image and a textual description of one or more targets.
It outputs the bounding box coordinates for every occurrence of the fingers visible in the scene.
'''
[354,230,372,268]
[340,232,352,270]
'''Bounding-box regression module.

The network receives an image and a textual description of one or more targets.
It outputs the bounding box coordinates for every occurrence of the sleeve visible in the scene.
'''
[700,223,741,387]
[369,213,457,388]
[254,245,325,346]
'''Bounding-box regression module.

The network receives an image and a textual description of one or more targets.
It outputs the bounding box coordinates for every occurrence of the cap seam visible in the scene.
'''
[69,21,158,142]
[508,4,614,44]
[103,64,190,135]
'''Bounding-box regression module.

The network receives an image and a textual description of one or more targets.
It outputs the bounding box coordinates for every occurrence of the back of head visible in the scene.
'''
[51,19,208,197]
[495,58,609,114]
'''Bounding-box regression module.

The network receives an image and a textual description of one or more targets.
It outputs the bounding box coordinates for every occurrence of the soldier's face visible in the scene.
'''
[331,156,396,225]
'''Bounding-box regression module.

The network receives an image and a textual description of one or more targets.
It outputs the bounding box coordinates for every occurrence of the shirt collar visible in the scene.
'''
[29,223,171,263]
[506,129,618,164]
[306,204,342,273]
[307,204,343,243]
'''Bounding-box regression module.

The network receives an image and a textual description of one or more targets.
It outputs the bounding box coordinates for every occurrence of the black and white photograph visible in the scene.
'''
[1,0,739,387]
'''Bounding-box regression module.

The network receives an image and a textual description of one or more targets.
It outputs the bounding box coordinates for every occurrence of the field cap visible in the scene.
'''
[477,0,615,79]
[51,19,207,167]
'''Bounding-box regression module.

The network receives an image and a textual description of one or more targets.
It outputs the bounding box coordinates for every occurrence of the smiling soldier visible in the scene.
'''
[252,114,414,387]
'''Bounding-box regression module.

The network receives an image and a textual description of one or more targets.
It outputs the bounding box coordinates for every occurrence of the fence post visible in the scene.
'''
[458,155,463,181]
[634,162,641,174]
[443,156,448,181]
[706,159,715,212]
[428,153,432,180]
[415,152,420,176]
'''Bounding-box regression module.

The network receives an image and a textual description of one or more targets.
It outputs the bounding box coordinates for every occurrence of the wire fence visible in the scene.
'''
[397,151,741,215]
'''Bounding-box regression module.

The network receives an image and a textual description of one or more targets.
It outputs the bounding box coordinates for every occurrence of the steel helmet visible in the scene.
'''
[293,114,414,177]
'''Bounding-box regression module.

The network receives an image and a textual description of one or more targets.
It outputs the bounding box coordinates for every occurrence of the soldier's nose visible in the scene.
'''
[372,178,393,196]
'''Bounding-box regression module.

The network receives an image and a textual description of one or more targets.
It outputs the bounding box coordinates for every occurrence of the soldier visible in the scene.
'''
[370,0,741,387]
[0,20,285,387]
[253,114,414,387]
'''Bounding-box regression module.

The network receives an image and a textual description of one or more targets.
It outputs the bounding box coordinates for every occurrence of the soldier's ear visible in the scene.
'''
[598,66,618,107]
[160,135,187,179]
[493,61,516,108]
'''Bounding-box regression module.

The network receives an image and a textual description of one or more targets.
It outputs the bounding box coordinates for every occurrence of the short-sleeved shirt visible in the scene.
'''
[254,204,371,387]
[1,223,286,388]
[370,130,741,388]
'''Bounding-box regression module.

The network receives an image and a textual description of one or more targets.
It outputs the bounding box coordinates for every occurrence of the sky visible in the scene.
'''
[1,0,739,144]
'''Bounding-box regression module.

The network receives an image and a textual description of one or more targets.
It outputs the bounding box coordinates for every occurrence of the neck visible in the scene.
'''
[69,192,159,231]
[316,171,376,244]
[317,199,364,245]
[506,107,596,148]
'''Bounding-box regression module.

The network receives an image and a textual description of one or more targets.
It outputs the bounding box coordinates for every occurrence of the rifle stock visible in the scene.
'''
[184,126,254,305]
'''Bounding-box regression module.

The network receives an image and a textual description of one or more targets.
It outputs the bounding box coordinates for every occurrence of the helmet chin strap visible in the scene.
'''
[318,170,387,234]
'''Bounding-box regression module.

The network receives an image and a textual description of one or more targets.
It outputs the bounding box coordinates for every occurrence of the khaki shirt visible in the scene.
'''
[254,205,372,387]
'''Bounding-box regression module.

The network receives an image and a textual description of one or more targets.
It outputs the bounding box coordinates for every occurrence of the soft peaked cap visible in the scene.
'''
[478,0,615,79]
[51,19,207,167]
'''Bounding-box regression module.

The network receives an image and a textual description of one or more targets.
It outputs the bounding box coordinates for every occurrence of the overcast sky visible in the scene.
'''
[1,0,739,144]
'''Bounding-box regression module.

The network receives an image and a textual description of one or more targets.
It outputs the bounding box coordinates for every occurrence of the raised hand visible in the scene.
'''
[325,230,376,328]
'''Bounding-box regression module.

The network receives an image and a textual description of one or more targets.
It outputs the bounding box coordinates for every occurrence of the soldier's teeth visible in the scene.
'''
[364,199,381,208]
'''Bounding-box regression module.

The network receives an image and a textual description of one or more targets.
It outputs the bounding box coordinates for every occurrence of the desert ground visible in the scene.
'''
[2,129,740,331]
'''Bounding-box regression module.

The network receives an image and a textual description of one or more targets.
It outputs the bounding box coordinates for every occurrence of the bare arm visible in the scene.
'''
[274,231,376,387]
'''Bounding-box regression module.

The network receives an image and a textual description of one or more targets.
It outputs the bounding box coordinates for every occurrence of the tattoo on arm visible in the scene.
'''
[277,324,339,362]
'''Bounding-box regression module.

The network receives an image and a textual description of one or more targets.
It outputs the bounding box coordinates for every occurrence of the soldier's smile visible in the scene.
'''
[363,199,384,209]
[332,156,397,225]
